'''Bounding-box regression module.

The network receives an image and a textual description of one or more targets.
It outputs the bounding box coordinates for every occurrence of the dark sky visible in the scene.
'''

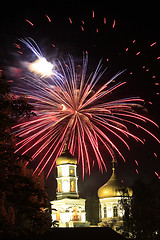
[1,1,160,199]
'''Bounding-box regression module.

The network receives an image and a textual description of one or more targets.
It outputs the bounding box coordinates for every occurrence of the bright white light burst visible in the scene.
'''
[28,57,53,77]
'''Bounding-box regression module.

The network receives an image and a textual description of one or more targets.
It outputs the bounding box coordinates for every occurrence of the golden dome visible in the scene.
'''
[56,148,77,166]
[98,168,133,198]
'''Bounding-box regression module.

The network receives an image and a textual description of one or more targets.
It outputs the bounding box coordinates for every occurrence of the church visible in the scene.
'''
[97,163,133,232]
[51,147,132,230]
[50,147,90,227]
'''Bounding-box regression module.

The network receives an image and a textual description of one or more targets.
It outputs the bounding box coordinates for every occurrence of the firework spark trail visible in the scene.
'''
[92,10,94,19]
[12,41,160,178]
[25,19,34,26]
[112,19,116,28]
[23,9,160,85]
[155,171,160,179]
[46,15,51,22]
[20,38,42,58]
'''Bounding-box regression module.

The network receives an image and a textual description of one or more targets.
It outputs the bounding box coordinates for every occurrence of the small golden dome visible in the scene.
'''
[98,168,133,198]
[56,148,77,166]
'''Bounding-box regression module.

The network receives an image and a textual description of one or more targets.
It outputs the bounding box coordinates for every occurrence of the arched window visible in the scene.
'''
[71,181,75,192]
[58,182,61,193]
[73,208,78,221]
[104,206,107,218]
[99,204,102,219]
[56,210,60,221]
[113,206,118,217]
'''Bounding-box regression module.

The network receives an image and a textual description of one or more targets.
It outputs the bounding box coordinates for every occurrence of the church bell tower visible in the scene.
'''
[50,146,90,227]
[56,148,79,199]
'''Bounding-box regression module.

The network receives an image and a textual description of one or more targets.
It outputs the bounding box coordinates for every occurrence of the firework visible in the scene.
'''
[21,38,53,77]
[12,41,160,178]
[28,57,53,77]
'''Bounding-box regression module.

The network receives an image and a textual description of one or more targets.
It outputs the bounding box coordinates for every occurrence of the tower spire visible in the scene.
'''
[112,159,116,173]
[62,141,68,154]
[108,145,117,173]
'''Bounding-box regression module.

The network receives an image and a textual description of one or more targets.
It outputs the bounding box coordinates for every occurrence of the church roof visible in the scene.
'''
[97,168,133,198]
[56,148,77,166]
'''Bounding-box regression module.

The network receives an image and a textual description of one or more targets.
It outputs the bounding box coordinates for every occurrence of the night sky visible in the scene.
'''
[1,1,160,199]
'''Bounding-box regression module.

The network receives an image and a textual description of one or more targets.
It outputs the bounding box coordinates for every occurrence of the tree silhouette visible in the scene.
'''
[0,73,52,238]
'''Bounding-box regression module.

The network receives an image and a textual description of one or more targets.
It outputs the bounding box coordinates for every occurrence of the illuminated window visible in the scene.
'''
[62,165,69,176]
[62,180,70,192]
[58,167,62,176]
[99,204,102,219]
[58,182,61,192]
[113,206,118,217]
[104,206,107,218]
[69,166,75,176]
[71,181,75,192]
[56,211,60,221]
[73,208,78,221]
